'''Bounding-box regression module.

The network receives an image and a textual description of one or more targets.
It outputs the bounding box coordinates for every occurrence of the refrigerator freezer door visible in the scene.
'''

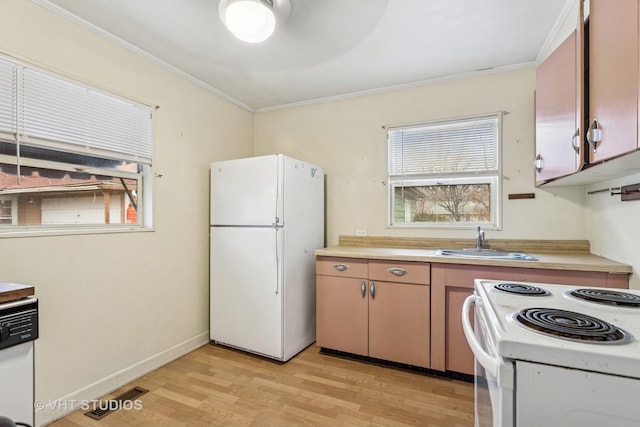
[210,155,282,226]
[210,226,283,359]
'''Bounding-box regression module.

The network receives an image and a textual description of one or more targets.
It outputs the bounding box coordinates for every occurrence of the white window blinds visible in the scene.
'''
[0,55,153,164]
[0,58,16,136]
[388,115,499,177]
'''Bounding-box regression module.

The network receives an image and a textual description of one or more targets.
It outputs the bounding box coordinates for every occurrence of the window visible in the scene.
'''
[0,199,12,224]
[387,114,501,228]
[0,55,153,232]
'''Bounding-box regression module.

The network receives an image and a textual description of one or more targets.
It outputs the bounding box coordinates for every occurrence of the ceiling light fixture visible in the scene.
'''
[219,0,290,43]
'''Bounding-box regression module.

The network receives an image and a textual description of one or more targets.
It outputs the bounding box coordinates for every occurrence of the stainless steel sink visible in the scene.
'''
[435,248,538,260]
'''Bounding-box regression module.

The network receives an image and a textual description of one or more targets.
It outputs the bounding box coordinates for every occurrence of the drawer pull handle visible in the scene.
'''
[387,268,408,277]
[332,264,350,272]
[361,280,366,298]
[571,128,581,154]
[370,281,376,299]
[586,117,602,152]
[534,153,543,173]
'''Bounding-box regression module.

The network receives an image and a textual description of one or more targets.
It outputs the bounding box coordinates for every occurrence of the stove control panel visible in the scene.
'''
[0,297,38,350]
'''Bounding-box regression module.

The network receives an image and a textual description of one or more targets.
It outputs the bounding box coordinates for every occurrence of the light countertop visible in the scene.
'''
[315,245,632,274]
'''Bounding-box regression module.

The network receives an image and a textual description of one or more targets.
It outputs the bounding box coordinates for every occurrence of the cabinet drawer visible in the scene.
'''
[316,256,368,278]
[369,260,430,285]
[442,264,611,288]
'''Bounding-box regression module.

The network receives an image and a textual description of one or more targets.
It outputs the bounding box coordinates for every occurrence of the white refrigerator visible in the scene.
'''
[209,154,324,361]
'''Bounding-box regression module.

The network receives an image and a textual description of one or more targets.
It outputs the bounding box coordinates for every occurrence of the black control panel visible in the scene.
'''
[0,297,38,351]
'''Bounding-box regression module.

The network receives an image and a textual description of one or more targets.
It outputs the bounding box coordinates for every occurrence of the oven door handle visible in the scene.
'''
[462,294,499,378]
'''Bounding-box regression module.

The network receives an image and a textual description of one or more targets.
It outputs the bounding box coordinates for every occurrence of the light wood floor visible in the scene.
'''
[49,344,474,426]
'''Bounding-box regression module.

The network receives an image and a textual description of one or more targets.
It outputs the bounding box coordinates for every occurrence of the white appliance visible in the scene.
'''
[462,280,640,427]
[209,154,324,361]
[0,296,38,427]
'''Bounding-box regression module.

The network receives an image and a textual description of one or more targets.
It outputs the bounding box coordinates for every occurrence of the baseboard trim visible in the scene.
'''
[37,332,209,426]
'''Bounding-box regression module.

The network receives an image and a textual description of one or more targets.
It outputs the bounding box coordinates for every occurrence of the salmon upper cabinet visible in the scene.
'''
[316,257,431,368]
[587,0,640,163]
[535,29,584,185]
[535,0,640,185]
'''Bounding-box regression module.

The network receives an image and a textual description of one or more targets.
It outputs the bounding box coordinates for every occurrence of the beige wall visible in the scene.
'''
[0,1,253,424]
[255,68,588,246]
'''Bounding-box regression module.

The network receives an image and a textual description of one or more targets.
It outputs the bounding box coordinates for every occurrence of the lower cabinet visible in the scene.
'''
[431,263,630,376]
[316,257,430,368]
[368,280,430,367]
[317,256,629,376]
[316,274,368,356]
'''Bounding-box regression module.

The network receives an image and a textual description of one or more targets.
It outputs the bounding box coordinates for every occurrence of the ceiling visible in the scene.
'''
[38,0,571,112]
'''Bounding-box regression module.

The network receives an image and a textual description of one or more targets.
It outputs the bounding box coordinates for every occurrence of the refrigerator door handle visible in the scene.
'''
[275,229,279,295]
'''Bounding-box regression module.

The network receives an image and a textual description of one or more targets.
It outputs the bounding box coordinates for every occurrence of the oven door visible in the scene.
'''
[0,341,34,426]
[462,294,514,427]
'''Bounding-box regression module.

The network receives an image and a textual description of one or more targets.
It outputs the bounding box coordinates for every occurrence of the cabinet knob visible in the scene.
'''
[361,280,366,298]
[370,281,376,299]
[332,264,350,272]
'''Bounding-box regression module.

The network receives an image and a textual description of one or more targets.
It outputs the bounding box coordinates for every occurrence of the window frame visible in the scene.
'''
[0,151,150,234]
[387,113,503,230]
[0,53,154,236]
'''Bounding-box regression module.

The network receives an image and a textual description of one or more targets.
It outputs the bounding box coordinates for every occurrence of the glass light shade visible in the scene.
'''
[223,0,276,43]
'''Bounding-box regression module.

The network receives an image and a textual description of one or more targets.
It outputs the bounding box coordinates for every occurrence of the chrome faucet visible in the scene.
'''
[475,226,485,250]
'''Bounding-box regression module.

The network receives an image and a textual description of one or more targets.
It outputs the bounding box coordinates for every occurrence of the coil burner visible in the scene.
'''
[514,307,633,344]
[494,283,550,296]
[568,288,640,308]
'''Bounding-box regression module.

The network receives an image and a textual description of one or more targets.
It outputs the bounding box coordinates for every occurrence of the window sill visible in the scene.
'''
[0,226,155,239]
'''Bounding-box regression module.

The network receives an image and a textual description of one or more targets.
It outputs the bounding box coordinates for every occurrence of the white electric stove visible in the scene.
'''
[462,279,640,427]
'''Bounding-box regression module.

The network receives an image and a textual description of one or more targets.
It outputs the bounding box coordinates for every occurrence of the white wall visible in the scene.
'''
[0,1,254,424]
[255,68,587,246]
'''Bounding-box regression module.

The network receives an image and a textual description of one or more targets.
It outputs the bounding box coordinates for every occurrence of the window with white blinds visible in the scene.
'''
[21,68,152,164]
[388,116,499,177]
[0,56,152,164]
[0,54,153,232]
[387,114,501,228]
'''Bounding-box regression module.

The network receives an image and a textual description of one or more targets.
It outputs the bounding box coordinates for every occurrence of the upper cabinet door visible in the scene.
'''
[535,30,582,185]
[588,0,639,163]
